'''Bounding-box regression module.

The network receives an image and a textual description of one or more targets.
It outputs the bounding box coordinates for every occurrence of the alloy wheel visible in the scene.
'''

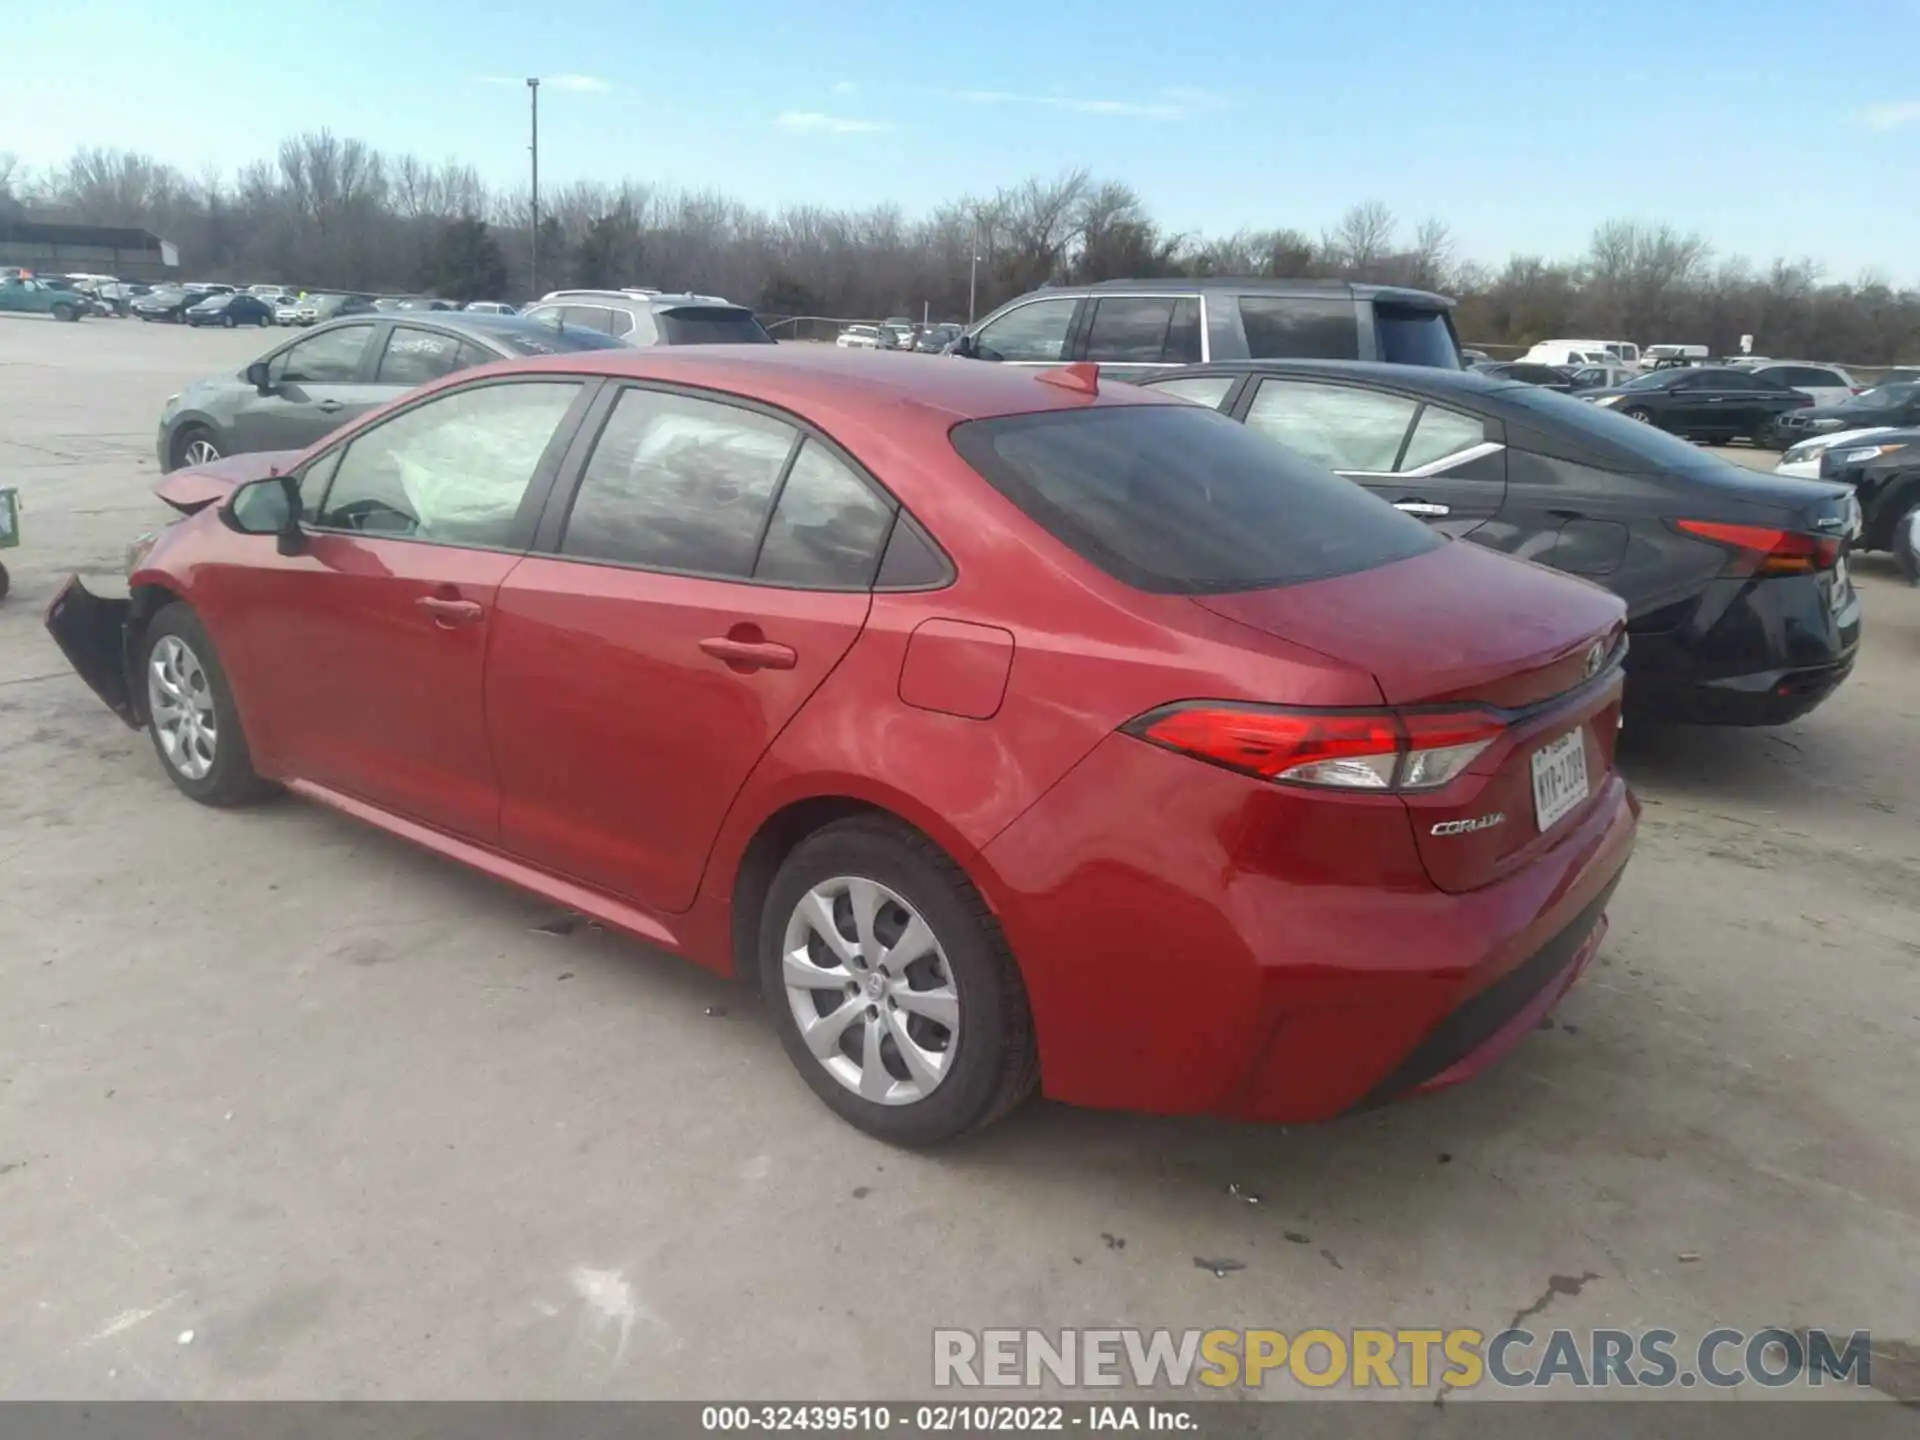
[780,876,960,1105]
[181,436,222,467]
[148,635,217,780]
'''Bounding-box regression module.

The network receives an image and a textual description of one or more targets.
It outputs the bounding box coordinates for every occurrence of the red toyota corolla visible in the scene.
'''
[47,347,1636,1145]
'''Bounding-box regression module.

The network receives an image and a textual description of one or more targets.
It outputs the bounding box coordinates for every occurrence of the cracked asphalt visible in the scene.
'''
[0,315,1916,1409]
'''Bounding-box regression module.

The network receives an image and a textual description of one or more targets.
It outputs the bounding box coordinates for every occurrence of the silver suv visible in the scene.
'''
[519,289,774,346]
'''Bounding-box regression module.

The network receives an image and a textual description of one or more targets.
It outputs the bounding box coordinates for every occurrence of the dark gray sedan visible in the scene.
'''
[157,313,628,471]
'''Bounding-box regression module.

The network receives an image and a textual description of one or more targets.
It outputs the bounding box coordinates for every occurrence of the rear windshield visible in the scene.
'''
[949,403,1440,594]
[656,306,773,345]
[1500,385,1743,472]
[1375,305,1462,369]
[486,322,628,356]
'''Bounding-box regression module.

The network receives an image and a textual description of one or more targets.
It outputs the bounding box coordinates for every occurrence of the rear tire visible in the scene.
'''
[139,605,275,807]
[1751,418,1780,450]
[758,816,1038,1146]
[0,561,10,601]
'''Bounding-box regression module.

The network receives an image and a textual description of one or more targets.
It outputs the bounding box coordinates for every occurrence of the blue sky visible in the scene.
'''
[5,0,1917,281]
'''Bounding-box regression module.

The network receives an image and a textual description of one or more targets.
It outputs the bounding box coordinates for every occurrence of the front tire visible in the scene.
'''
[52,303,78,322]
[758,817,1037,1146]
[172,427,222,469]
[140,606,275,807]
[1622,405,1656,425]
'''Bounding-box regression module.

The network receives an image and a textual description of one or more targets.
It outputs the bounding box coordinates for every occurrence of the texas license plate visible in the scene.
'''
[1531,730,1590,833]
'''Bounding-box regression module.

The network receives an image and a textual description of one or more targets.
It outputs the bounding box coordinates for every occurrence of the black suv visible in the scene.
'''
[950,277,1462,381]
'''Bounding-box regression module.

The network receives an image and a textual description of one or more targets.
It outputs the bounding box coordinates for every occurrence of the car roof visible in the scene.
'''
[459,343,1172,424]
[1067,276,1454,308]
[533,289,743,310]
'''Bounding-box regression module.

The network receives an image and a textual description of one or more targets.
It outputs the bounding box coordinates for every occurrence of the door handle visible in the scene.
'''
[415,595,484,627]
[700,636,798,672]
[1394,500,1451,517]
[316,399,345,413]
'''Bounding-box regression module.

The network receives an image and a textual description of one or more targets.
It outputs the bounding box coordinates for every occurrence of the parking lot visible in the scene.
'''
[0,314,1916,1403]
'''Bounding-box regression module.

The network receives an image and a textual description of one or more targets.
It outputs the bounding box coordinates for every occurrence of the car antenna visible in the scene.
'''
[1036,362,1099,396]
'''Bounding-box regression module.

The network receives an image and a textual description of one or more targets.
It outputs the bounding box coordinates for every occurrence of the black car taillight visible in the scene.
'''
[1674,519,1841,576]
[1122,703,1505,792]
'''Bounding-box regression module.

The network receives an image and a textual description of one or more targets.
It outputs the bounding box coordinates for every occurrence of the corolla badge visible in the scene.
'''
[1431,813,1505,836]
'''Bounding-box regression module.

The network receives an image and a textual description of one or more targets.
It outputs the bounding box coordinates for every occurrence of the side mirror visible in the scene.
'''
[246,360,274,396]
[949,333,975,359]
[226,474,305,555]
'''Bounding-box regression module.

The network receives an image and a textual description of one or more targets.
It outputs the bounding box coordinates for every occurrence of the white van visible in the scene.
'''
[1523,337,1640,368]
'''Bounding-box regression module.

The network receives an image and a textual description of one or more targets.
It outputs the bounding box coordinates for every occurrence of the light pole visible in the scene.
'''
[967,218,980,324]
[527,77,540,298]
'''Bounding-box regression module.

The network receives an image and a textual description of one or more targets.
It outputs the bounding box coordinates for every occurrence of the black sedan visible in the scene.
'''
[1579,366,1812,446]
[185,293,277,329]
[1772,380,1920,448]
[1142,361,1861,726]
[132,288,216,323]
[157,312,629,472]
[1819,428,1920,554]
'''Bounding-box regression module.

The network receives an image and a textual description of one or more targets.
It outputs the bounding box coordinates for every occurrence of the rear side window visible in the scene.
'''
[1766,366,1842,389]
[1083,296,1201,364]
[1238,297,1359,360]
[562,388,797,576]
[1374,305,1462,368]
[655,306,773,344]
[753,440,896,588]
[950,404,1438,594]
[376,326,473,386]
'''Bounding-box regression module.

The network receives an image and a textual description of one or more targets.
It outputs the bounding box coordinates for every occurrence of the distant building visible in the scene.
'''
[0,219,179,281]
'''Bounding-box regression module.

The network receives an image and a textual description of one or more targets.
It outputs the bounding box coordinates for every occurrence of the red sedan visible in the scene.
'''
[47,347,1636,1145]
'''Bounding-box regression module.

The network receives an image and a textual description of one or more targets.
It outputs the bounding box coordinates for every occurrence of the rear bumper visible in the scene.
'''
[981,732,1638,1123]
[1625,571,1860,726]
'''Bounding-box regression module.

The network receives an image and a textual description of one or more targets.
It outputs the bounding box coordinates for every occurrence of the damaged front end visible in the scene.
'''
[44,577,141,728]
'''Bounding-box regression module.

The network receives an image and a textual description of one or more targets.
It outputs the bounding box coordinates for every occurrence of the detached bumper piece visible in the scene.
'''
[43,575,139,726]
[1359,874,1621,1107]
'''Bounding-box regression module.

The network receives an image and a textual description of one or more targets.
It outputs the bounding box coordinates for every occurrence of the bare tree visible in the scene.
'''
[1324,200,1396,277]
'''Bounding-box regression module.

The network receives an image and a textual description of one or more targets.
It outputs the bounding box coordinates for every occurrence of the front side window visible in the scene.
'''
[1083,296,1200,364]
[272,325,374,385]
[754,440,896,588]
[314,381,581,547]
[562,388,798,576]
[1238,297,1359,360]
[972,298,1078,363]
[950,404,1438,594]
[1146,375,1235,409]
[1245,380,1419,472]
[375,326,475,386]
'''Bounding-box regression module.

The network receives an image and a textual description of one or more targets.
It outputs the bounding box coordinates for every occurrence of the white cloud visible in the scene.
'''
[1860,99,1920,130]
[476,73,611,92]
[777,110,895,134]
[832,80,859,95]
[948,88,1227,121]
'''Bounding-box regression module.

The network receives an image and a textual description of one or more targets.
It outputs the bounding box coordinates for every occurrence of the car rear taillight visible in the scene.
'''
[1674,519,1841,575]
[1124,703,1504,792]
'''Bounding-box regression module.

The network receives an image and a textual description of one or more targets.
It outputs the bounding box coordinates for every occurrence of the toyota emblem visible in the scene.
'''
[1584,642,1606,679]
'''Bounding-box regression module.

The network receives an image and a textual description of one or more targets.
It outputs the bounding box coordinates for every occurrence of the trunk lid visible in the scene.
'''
[155,450,300,514]
[1195,540,1628,893]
